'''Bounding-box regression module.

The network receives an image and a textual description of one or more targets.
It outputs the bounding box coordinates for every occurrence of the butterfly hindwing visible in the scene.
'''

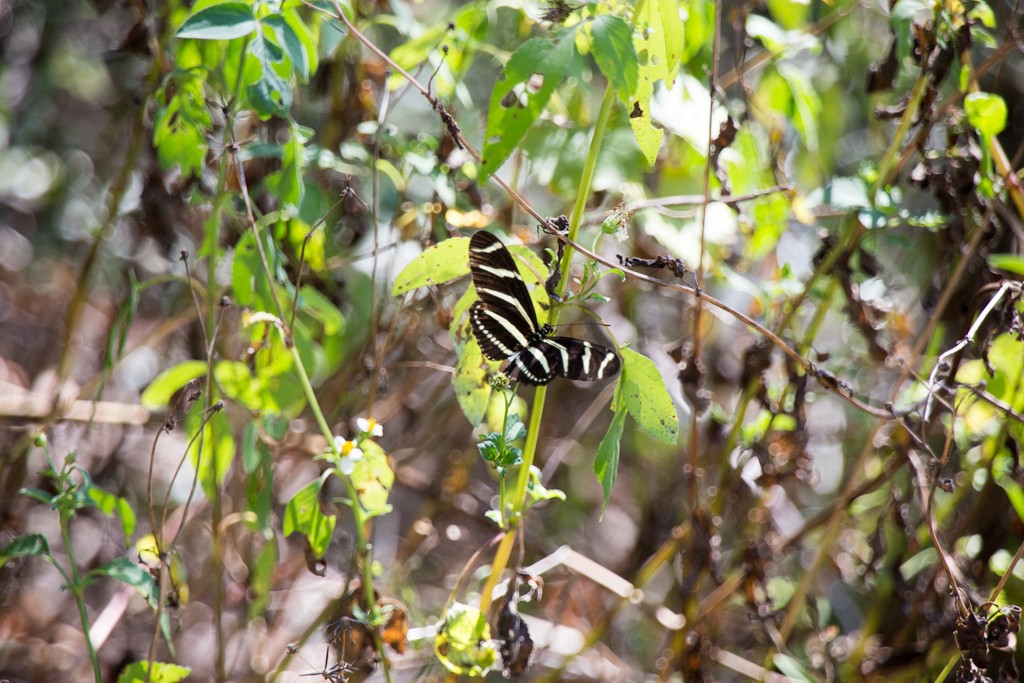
[468,231,620,385]
[507,338,621,386]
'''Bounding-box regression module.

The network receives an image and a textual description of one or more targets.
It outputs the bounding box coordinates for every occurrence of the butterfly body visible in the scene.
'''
[468,231,620,386]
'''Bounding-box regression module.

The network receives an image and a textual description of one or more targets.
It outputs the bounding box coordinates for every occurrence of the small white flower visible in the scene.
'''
[332,436,364,475]
[356,417,383,437]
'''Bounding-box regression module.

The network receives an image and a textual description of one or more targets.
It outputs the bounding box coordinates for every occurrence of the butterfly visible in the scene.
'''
[468,231,620,385]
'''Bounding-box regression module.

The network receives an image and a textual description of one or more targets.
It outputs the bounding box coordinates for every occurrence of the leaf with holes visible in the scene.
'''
[630,0,684,164]
[480,33,574,182]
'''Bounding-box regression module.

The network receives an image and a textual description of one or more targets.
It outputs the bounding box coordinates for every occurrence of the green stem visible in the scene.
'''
[873,73,929,193]
[285,341,392,683]
[482,84,619,618]
[205,130,233,683]
[61,509,101,683]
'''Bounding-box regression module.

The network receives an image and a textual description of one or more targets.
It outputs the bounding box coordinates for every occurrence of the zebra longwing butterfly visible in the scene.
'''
[469,231,620,386]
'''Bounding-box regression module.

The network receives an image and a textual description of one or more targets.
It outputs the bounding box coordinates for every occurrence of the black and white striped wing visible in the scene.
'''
[469,231,540,361]
[507,337,621,386]
[468,230,620,386]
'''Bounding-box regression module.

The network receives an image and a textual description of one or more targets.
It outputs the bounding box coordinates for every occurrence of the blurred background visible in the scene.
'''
[1,0,1023,681]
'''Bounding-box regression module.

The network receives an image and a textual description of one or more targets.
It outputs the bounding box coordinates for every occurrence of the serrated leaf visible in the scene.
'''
[176,2,258,40]
[619,348,678,443]
[392,237,471,296]
[0,534,50,567]
[283,476,336,558]
[594,407,626,516]
[117,661,192,683]
[590,15,638,103]
[480,34,574,182]
[141,360,207,409]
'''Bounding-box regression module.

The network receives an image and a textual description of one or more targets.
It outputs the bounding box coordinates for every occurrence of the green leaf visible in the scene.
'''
[776,63,821,153]
[392,237,471,296]
[387,4,488,99]
[453,334,493,426]
[434,603,497,676]
[20,487,56,505]
[526,465,566,503]
[768,0,812,30]
[988,253,1024,276]
[480,34,574,182]
[477,413,525,475]
[214,361,265,411]
[619,348,679,443]
[265,128,304,207]
[176,2,258,40]
[96,557,159,607]
[106,275,139,369]
[965,92,1007,138]
[241,422,259,474]
[89,487,137,540]
[248,539,277,619]
[0,534,51,567]
[351,440,394,519]
[153,70,212,178]
[970,1,996,28]
[187,409,235,500]
[594,407,626,515]
[246,28,293,118]
[589,15,639,103]
[283,475,336,559]
[117,661,192,683]
[263,12,317,83]
[141,360,207,409]
[245,438,274,531]
[986,333,1024,401]
[231,229,283,311]
[630,0,684,164]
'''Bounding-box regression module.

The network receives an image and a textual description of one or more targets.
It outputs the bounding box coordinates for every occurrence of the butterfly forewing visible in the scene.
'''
[469,231,539,331]
[468,231,619,385]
